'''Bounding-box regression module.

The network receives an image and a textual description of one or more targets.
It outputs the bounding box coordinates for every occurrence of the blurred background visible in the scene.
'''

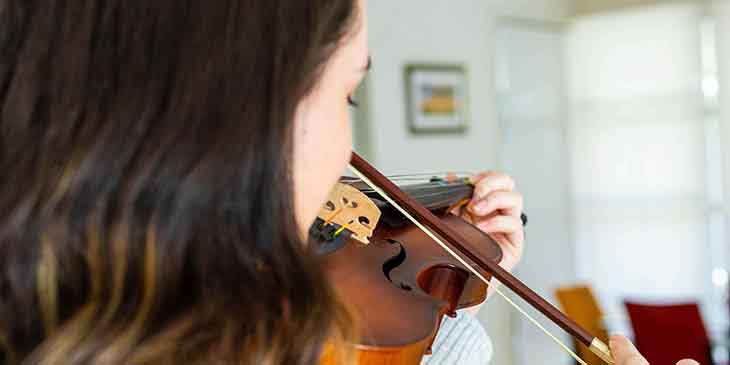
[355,0,730,364]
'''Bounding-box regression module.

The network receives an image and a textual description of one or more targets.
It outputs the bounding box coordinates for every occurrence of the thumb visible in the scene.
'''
[609,335,649,365]
[676,360,700,365]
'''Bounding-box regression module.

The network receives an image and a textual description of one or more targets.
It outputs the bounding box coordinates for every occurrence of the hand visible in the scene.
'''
[449,171,525,273]
[610,335,699,365]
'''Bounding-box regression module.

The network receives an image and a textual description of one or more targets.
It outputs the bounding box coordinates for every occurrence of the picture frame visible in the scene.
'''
[404,64,469,134]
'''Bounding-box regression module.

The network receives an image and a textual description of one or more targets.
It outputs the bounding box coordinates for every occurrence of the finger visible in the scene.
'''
[474,215,523,235]
[471,171,516,200]
[610,335,649,365]
[676,360,700,365]
[491,228,525,255]
[469,191,523,217]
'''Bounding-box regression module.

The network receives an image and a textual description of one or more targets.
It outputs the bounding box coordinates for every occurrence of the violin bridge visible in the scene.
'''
[316,183,381,245]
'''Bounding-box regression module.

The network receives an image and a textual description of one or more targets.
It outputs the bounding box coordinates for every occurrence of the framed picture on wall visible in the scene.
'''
[405,64,468,134]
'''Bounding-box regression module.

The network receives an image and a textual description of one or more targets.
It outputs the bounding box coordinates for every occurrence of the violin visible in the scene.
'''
[312,153,613,365]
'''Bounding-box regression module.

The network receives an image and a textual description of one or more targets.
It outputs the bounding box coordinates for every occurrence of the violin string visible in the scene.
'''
[386,172,475,178]
[358,189,470,200]
[357,185,462,194]
[381,189,471,202]
[357,183,473,198]
[355,181,465,189]
[357,181,472,192]
[355,172,475,179]
[348,164,592,365]
[344,172,474,183]
[350,178,473,193]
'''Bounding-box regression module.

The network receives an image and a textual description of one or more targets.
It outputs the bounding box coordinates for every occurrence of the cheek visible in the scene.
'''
[317,103,353,186]
[291,97,353,231]
[301,100,352,179]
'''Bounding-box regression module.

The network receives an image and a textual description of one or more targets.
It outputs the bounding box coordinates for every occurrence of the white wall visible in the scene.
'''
[496,22,575,365]
[712,0,730,321]
[714,0,730,223]
[492,0,570,21]
[363,2,571,365]
[364,1,498,173]
[571,0,696,16]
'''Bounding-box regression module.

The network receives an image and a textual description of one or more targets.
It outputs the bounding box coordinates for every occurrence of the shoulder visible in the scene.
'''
[421,310,493,365]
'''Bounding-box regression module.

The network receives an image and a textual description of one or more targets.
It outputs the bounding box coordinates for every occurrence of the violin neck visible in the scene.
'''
[369,181,473,227]
[341,177,475,227]
[401,182,474,212]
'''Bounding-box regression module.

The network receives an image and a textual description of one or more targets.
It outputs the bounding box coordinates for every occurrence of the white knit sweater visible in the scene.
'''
[421,310,493,365]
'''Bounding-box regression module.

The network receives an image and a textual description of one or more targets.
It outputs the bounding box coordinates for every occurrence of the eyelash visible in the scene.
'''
[347,95,359,108]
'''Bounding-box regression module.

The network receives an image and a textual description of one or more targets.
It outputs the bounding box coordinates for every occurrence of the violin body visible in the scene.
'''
[315,180,502,365]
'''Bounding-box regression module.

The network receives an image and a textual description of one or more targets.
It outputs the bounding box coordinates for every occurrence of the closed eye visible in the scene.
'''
[347,95,359,108]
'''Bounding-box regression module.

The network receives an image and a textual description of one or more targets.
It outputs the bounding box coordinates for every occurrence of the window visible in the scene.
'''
[566,3,728,337]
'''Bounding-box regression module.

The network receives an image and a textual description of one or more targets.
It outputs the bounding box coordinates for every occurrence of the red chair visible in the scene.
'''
[624,301,713,364]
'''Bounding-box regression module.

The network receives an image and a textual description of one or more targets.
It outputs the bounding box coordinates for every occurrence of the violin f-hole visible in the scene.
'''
[381,239,410,291]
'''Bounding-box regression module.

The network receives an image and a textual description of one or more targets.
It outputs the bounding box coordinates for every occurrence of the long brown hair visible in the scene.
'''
[0,1,357,364]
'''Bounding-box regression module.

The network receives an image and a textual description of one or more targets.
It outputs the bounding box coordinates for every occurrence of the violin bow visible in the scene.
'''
[349,152,613,365]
